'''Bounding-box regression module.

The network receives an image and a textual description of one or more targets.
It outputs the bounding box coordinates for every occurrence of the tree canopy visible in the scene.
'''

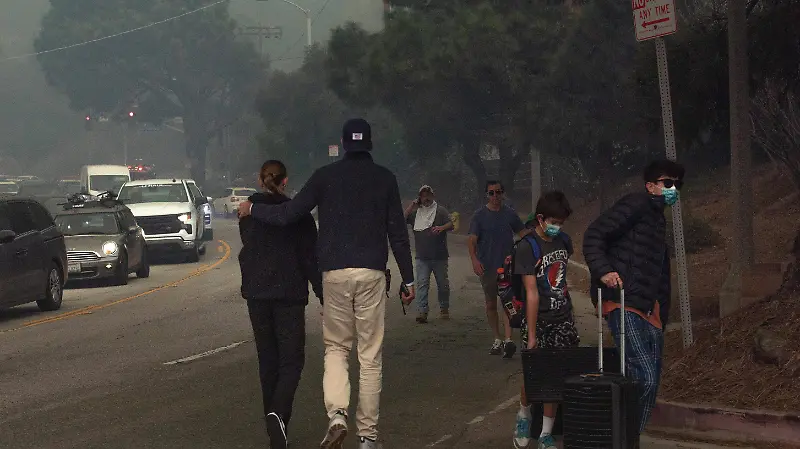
[35,0,266,184]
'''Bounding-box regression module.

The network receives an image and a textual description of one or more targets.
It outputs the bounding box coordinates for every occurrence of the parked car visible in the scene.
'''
[0,196,67,311]
[54,196,149,286]
[58,179,83,196]
[117,178,210,262]
[186,180,214,241]
[212,187,257,217]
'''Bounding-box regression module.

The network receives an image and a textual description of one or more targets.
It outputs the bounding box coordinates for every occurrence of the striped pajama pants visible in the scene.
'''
[606,308,664,434]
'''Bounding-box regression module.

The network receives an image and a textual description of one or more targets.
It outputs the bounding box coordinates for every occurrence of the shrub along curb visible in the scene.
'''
[649,401,800,445]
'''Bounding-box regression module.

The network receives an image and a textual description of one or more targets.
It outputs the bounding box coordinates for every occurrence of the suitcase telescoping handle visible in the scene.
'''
[597,286,625,376]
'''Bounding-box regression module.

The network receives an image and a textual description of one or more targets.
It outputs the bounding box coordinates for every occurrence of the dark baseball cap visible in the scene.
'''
[342,118,372,151]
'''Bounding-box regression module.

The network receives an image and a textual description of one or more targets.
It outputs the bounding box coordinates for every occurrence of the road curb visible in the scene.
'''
[649,401,800,445]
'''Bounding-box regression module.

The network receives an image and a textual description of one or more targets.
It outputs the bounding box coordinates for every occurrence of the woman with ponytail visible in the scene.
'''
[239,159,323,449]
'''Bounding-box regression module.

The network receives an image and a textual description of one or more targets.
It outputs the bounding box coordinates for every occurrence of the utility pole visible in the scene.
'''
[720,0,753,317]
[530,146,541,213]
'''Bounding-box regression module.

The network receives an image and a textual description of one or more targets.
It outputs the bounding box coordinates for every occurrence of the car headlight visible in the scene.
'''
[178,212,192,223]
[102,241,119,256]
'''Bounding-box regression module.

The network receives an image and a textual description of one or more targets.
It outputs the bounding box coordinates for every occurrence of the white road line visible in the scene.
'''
[467,416,485,425]
[426,435,453,447]
[162,340,250,366]
[427,395,520,446]
[569,260,589,273]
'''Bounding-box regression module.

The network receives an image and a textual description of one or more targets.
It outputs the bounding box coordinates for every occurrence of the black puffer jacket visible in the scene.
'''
[239,192,323,305]
[583,192,671,325]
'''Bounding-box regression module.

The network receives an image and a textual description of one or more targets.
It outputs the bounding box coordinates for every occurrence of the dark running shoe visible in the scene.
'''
[266,412,287,449]
[503,340,517,359]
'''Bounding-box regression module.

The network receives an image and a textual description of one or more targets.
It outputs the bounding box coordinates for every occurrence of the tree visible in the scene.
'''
[327,2,570,204]
[256,46,418,192]
[35,0,265,184]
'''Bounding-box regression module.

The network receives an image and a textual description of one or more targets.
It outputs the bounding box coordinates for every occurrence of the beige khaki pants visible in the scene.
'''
[322,268,386,440]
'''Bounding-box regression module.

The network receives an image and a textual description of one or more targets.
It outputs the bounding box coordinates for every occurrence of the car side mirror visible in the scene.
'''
[0,229,16,244]
[128,226,138,235]
[206,196,213,203]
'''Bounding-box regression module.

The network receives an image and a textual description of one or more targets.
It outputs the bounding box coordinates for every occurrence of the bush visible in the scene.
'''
[666,212,721,255]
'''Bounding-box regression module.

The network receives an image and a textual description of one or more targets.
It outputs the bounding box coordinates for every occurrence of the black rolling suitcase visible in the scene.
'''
[562,287,640,449]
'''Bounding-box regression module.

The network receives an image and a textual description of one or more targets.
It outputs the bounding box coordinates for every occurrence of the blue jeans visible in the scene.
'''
[415,259,450,313]
[606,308,664,434]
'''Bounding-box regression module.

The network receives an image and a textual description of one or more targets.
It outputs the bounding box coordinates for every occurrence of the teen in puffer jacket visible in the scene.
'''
[239,159,322,449]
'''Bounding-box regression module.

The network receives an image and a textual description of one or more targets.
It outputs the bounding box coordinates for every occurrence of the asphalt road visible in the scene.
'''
[0,220,532,449]
[0,221,742,449]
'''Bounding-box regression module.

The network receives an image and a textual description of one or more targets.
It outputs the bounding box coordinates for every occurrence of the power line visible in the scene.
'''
[0,0,231,63]
[271,0,334,62]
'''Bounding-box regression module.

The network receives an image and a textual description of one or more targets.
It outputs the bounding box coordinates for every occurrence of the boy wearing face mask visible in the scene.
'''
[512,191,576,449]
[582,159,685,436]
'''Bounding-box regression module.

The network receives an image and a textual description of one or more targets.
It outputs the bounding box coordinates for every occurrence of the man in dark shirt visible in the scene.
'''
[238,118,414,449]
[404,185,454,323]
[468,180,529,358]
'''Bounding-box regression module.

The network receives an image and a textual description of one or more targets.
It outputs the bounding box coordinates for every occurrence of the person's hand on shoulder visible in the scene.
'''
[238,200,252,218]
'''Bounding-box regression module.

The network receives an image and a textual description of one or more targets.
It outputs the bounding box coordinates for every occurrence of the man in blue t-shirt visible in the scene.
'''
[468,180,529,358]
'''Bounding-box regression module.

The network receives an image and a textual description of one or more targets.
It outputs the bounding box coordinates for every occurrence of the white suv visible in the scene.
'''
[117,179,210,262]
[213,187,257,217]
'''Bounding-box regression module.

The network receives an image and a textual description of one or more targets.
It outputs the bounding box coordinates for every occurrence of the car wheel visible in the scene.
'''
[136,247,150,278]
[185,245,200,263]
[113,252,129,286]
[37,264,63,312]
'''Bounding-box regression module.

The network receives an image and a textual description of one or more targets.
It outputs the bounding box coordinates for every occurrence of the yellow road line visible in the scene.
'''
[0,240,232,334]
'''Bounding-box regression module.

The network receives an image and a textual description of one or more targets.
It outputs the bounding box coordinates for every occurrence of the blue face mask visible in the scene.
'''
[544,223,561,237]
[662,186,678,206]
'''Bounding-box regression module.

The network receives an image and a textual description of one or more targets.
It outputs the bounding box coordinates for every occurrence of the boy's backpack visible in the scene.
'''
[498,233,572,328]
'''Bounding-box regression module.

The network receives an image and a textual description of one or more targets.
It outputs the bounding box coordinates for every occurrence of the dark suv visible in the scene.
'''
[0,196,68,311]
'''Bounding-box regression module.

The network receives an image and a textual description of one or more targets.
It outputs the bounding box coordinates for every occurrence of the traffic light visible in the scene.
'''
[84,114,92,130]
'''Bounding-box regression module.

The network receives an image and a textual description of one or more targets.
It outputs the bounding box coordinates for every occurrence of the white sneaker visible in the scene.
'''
[359,437,382,449]
[320,410,348,449]
[513,406,532,448]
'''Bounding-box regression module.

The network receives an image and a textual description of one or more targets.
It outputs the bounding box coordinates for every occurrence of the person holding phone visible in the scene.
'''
[404,185,454,323]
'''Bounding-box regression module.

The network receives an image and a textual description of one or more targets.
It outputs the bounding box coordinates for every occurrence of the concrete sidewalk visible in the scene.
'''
[438,371,754,449]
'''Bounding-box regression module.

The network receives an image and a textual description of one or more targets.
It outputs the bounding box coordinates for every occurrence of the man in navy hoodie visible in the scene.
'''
[239,119,415,449]
[239,160,323,449]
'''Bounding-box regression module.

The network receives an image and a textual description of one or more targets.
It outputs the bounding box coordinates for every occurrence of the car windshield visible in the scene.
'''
[0,183,17,193]
[90,175,129,194]
[118,184,188,204]
[233,189,256,196]
[55,213,120,236]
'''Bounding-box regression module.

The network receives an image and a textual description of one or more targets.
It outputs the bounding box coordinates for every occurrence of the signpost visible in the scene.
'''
[632,0,693,347]
[328,145,339,157]
[632,0,677,42]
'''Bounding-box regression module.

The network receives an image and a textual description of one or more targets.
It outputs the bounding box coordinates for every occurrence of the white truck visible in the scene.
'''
[81,165,131,197]
[116,178,211,262]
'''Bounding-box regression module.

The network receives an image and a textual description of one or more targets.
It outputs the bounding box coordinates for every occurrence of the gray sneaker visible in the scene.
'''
[359,437,382,449]
[320,410,348,449]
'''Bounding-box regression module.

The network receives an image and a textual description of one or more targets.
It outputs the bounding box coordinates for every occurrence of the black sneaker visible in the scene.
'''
[503,340,517,359]
[266,412,287,449]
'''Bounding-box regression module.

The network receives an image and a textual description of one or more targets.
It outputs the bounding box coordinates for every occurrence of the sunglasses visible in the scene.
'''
[657,178,683,190]
[487,189,504,196]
